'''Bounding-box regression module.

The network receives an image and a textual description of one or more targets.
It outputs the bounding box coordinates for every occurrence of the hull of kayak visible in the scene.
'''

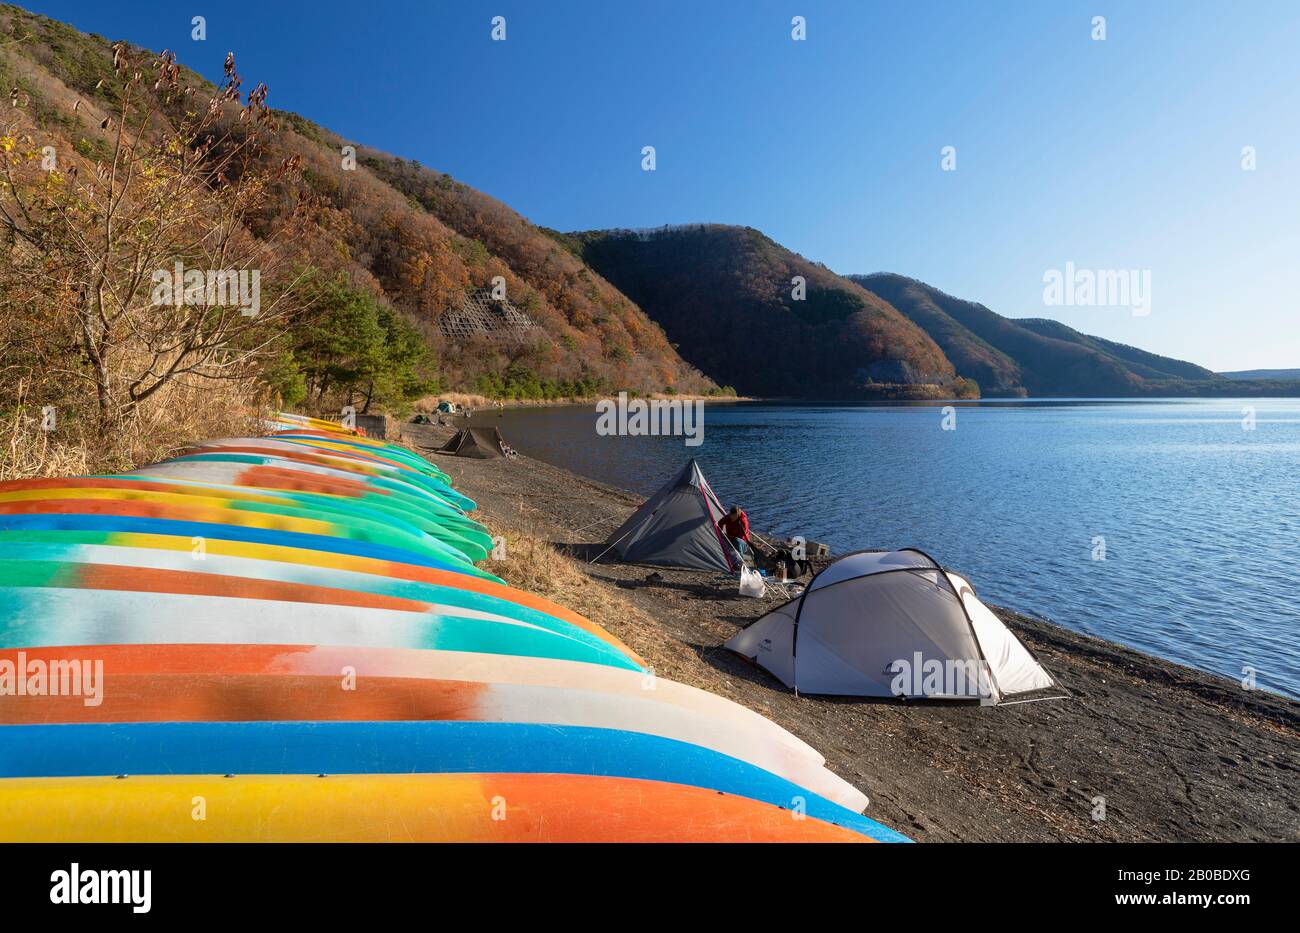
[0,720,903,840]
[0,644,802,753]
[0,587,641,671]
[0,510,496,581]
[135,454,475,520]
[0,543,633,659]
[0,647,861,810]
[0,529,645,652]
[182,440,473,511]
[0,479,491,561]
[0,491,476,569]
[0,773,869,842]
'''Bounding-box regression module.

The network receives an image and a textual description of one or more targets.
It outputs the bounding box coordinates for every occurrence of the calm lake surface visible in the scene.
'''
[493,398,1300,699]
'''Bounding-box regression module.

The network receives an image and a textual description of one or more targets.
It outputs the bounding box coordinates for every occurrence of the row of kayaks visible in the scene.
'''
[0,412,909,842]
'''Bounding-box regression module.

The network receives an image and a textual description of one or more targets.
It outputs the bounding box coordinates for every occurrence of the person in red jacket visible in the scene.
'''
[719,505,751,559]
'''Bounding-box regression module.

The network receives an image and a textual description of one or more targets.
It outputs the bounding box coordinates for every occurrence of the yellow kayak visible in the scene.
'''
[0,773,871,842]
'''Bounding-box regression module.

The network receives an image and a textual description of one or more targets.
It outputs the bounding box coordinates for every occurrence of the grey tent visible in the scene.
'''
[725,549,1055,703]
[437,426,508,459]
[603,459,739,572]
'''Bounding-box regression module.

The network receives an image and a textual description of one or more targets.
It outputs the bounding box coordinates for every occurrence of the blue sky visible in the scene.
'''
[25,1,1300,370]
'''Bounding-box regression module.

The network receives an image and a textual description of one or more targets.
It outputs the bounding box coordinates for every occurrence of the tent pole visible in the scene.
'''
[569,515,618,536]
[589,523,639,565]
[587,541,619,565]
[750,530,780,557]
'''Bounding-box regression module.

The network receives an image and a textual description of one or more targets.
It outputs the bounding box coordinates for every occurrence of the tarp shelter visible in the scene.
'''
[438,426,508,459]
[725,549,1054,703]
[603,459,739,572]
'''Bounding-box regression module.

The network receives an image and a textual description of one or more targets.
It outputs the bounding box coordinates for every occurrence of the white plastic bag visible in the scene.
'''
[738,564,767,599]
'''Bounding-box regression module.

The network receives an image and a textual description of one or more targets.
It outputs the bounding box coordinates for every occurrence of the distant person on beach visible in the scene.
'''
[720,505,751,559]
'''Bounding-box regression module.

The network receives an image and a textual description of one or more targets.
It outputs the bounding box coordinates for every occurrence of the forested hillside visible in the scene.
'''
[561,225,970,399]
[854,273,1256,397]
[0,4,714,428]
[1013,318,1218,382]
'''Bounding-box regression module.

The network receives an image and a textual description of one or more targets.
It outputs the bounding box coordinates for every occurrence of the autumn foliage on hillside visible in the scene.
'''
[860,273,1176,397]
[0,19,304,473]
[847,274,1026,396]
[0,8,446,476]
[248,110,714,398]
[358,153,714,397]
[0,4,714,421]
[564,225,962,399]
[242,107,716,398]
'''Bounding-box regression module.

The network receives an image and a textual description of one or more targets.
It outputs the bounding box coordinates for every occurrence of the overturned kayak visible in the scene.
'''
[0,645,861,811]
[0,512,502,581]
[0,478,492,562]
[0,413,907,842]
[0,720,902,840]
[0,542,631,659]
[0,585,641,671]
[133,455,480,526]
[182,438,473,511]
[0,773,871,843]
[0,643,794,749]
[0,529,635,648]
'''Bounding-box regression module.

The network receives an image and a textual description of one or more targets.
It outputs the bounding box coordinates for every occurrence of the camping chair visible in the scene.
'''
[765,577,794,601]
[760,563,804,601]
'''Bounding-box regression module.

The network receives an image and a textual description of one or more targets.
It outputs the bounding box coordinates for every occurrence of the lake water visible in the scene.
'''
[492,398,1300,699]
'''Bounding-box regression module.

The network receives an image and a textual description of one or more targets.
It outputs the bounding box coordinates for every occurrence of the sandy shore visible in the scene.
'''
[407,421,1299,842]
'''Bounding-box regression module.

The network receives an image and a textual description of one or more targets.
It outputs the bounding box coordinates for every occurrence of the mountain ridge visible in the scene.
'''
[1219,368,1300,381]
[558,224,972,399]
[853,272,1297,398]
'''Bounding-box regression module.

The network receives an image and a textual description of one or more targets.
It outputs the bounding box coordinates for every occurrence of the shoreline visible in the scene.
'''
[406,419,1299,842]
[414,393,754,414]
[421,393,1300,415]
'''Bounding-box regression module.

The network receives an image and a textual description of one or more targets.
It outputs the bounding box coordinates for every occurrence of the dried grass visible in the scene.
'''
[1,409,92,480]
[413,392,495,412]
[0,377,272,480]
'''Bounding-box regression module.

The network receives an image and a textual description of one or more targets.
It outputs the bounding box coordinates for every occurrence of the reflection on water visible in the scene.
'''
[491,398,1300,698]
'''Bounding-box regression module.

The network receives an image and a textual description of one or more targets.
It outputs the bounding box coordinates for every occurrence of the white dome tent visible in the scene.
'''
[724,549,1055,704]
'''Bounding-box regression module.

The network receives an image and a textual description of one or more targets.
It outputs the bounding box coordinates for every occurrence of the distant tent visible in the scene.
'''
[436,401,457,413]
[725,549,1055,703]
[438,426,508,459]
[603,459,738,572]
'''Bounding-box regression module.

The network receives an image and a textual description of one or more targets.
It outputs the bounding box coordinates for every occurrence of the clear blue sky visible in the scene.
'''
[25,0,1300,370]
